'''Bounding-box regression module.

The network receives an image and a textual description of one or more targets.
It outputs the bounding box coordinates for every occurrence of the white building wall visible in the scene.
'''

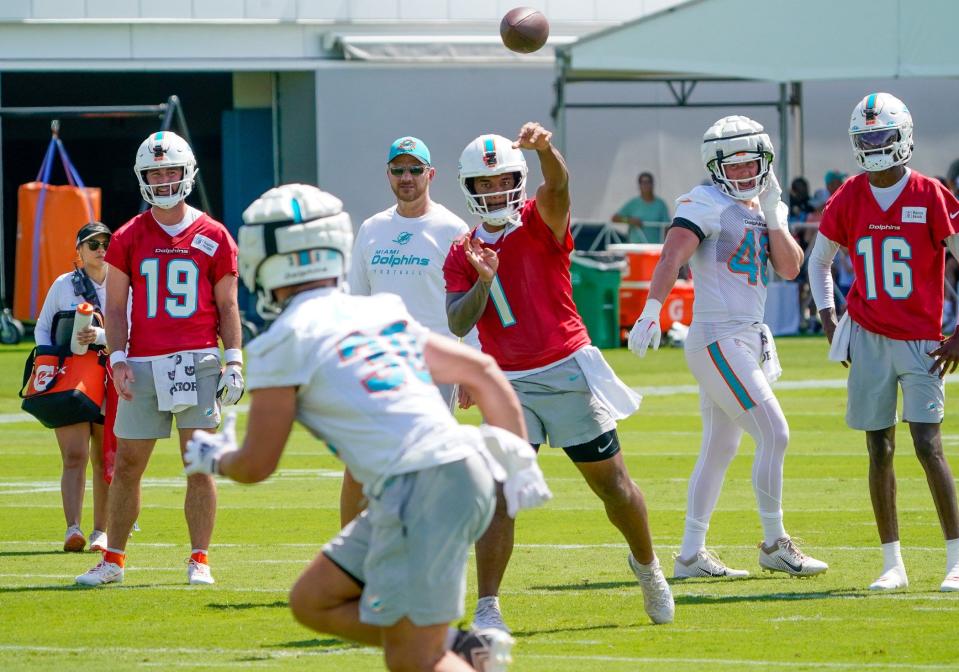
[6,0,684,21]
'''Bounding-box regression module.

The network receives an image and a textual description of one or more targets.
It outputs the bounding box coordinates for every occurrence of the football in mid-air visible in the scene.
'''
[500,7,550,54]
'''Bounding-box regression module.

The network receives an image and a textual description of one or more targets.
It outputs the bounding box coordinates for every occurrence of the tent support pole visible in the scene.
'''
[778,82,789,192]
[552,50,569,155]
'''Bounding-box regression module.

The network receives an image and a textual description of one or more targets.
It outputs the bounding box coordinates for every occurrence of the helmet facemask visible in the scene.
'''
[463,171,527,227]
[134,131,197,209]
[708,150,772,201]
[701,116,775,201]
[849,92,914,172]
[458,134,528,227]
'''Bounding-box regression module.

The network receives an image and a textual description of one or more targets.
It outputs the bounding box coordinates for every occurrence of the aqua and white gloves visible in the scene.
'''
[184,413,238,476]
[628,299,662,358]
[479,424,552,518]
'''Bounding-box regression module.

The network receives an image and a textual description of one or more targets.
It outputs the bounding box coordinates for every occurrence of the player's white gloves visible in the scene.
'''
[479,425,552,518]
[628,299,662,358]
[758,169,788,231]
[184,413,238,476]
[217,364,245,406]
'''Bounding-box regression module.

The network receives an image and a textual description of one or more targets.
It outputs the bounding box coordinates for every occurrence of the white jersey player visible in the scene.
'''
[629,116,829,579]
[183,183,551,672]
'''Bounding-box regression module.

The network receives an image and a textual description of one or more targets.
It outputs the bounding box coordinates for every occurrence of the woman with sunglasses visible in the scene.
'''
[34,221,112,552]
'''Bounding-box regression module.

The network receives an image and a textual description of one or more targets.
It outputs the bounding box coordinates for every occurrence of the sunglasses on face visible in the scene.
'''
[83,239,109,251]
[389,165,428,176]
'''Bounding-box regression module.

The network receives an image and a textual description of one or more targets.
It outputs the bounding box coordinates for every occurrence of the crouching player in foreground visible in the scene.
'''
[184,184,552,672]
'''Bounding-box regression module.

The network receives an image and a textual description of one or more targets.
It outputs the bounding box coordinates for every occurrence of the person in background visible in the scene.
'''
[612,172,670,243]
[811,170,847,212]
[445,123,674,631]
[343,136,481,529]
[628,115,828,580]
[76,131,243,587]
[788,177,816,223]
[34,222,112,553]
[810,91,959,592]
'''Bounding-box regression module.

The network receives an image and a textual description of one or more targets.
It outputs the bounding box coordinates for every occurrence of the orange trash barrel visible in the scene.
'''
[607,243,694,335]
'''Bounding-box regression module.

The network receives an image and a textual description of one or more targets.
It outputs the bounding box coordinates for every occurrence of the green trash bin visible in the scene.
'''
[570,252,626,349]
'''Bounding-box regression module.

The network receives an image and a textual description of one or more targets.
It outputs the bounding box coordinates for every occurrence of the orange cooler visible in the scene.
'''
[607,243,694,335]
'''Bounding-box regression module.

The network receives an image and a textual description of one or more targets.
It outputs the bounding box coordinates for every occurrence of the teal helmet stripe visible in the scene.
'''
[291,198,303,223]
[865,93,877,112]
[154,131,164,142]
[298,251,310,266]
[484,137,495,154]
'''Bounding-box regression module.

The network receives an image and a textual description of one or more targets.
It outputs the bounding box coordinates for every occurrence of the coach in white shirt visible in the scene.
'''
[349,135,479,404]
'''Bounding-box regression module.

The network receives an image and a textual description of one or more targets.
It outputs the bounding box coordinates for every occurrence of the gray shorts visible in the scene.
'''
[322,452,495,628]
[847,322,945,431]
[510,358,616,447]
[114,353,222,440]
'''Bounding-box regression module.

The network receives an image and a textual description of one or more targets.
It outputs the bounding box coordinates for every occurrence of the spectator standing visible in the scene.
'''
[612,172,670,243]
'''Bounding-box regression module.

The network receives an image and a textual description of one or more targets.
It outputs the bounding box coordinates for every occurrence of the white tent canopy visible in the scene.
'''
[564,0,959,82]
[553,0,959,187]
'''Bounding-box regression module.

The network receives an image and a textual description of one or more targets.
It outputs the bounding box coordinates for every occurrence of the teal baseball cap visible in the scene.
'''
[387,136,431,165]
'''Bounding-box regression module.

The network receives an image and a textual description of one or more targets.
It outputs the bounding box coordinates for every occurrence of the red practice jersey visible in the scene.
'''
[106,212,238,357]
[819,171,959,341]
[443,199,590,371]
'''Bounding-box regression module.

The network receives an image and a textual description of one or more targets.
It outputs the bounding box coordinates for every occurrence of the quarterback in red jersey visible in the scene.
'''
[810,92,959,592]
[77,131,243,588]
[443,122,673,631]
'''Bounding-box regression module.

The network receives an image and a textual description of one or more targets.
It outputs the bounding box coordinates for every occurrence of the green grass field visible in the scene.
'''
[1,337,958,671]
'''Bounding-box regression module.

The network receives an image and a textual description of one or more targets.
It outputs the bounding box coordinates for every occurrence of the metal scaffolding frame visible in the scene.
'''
[0,90,211,317]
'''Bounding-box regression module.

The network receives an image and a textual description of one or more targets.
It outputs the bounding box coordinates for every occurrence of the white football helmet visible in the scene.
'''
[239,184,353,318]
[849,92,913,172]
[134,131,197,209]
[701,116,774,200]
[458,134,528,227]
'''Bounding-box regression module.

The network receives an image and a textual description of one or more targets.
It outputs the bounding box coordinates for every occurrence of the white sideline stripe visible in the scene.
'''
[635,373,959,397]
[2,375,955,425]
[0,645,948,669]
[2,502,953,513]
[0,644,374,659]
[3,540,953,553]
[525,654,959,670]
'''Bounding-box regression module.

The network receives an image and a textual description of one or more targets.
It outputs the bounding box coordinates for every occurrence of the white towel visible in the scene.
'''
[573,346,642,420]
[152,353,198,413]
[828,312,852,363]
[758,324,783,384]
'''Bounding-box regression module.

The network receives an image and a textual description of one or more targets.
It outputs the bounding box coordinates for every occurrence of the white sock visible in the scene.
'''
[881,540,903,572]
[191,548,208,556]
[444,626,459,650]
[946,537,959,571]
[679,518,708,561]
[760,510,787,546]
[476,595,500,610]
[631,555,658,573]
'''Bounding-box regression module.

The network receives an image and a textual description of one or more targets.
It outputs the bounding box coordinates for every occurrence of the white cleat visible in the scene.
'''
[674,549,750,579]
[628,553,675,624]
[758,537,828,577]
[869,565,908,591]
[452,627,514,672]
[472,595,511,633]
[187,558,215,585]
[940,563,959,592]
[76,560,124,586]
[64,525,86,553]
[88,530,108,553]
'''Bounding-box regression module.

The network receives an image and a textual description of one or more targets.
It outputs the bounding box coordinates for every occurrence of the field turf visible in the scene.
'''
[1,337,958,670]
